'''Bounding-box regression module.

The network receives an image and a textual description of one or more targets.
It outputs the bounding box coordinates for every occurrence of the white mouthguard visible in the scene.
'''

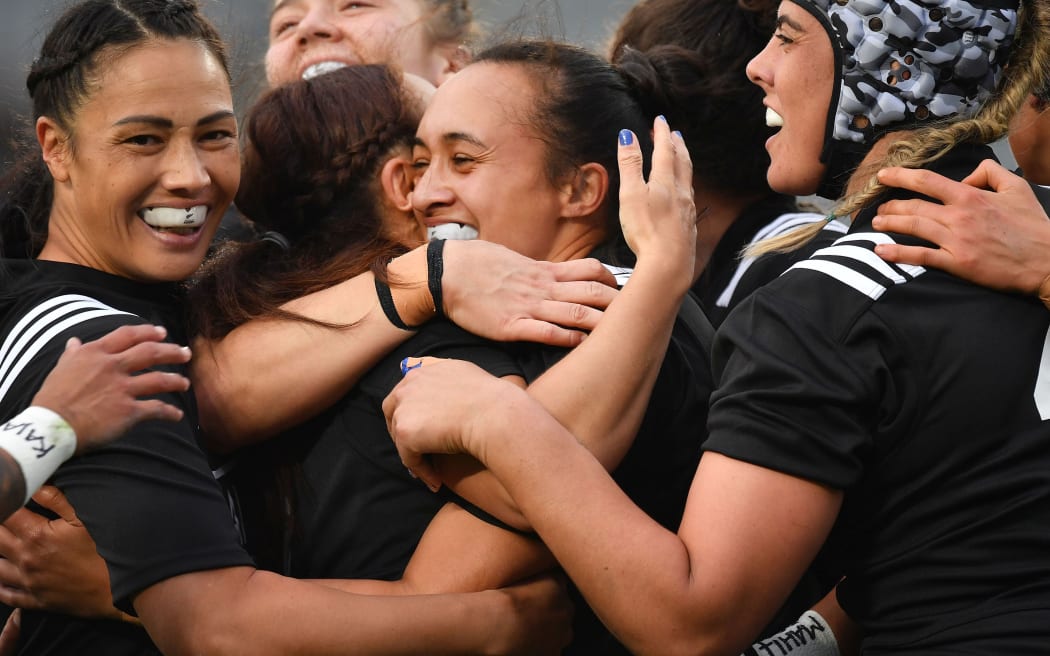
[139,205,207,229]
[428,224,479,241]
[303,61,348,80]
[765,108,784,128]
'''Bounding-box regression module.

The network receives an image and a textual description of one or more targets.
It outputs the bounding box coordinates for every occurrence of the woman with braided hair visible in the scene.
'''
[0,0,590,653]
[188,46,711,653]
[383,1,1050,653]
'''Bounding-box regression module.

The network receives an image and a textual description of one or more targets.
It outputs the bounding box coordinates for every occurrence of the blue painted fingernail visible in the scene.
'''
[400,358,422,375]
[673,130,683,139]
[657,115,668,123]
[618,129,634,146]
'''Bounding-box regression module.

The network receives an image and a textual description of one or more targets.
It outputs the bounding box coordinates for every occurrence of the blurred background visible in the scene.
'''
[0,0,632,166]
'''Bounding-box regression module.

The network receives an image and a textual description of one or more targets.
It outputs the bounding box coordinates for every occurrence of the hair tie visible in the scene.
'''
[259,231,291,251]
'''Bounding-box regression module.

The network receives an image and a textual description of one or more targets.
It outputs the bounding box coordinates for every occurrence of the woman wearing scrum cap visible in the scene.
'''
[384,1,1050,653]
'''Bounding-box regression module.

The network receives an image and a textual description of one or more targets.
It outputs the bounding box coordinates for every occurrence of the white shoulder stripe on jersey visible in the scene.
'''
[714,216,846,309]
[835,232,927,278]
[0,294,135,407]
[812,245,907,284]
[785,232,926,300]
[790,260,889,300]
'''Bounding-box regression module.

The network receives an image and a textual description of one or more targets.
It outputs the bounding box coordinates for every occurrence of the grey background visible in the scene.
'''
[0,0,632,164]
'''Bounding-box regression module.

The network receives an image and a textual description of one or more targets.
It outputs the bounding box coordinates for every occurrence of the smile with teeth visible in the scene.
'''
[303,61,348,80]
[139,205,207,235]
[427,223,478,241]
[766,107,784,128]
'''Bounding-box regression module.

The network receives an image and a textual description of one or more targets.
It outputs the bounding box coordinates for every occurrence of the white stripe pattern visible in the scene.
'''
[784,232,925,301]
[714,214,846,308]
[0,294,134,406]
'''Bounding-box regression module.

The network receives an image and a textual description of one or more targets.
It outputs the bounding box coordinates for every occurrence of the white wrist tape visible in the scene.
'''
[743,610,840,656]
[0,406,77,504]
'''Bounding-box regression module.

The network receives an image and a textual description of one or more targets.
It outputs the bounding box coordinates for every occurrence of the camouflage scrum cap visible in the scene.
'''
[794,0,1019,197]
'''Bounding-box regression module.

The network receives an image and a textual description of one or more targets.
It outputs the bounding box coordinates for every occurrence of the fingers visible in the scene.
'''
[877,167,968,203]
[671,129,694,211]
[0,508,48,544]
[28,487,78,526]
[546,258,617,289]
[0,561,33,608]
[648,116,676,191]
[0,609,20,656]
[959,158,1021,191]
[127,399,185,425]
[616,127,646,226]
[0,586,38,612]
[871,211,952,244]
[872,243,946,268]
[501,320,588,349]
[115,341,192,373]
[89,324,169,355]
[124,371,191,398]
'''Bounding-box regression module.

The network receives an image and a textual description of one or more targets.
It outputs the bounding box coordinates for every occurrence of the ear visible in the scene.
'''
[37,116,71,183]
[431,43,471,86]
[559,163,609,219]
[380,154,416,213]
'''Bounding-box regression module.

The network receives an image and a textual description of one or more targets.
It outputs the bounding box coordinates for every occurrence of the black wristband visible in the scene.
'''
[375,277,418,331]
[427,239,446,318]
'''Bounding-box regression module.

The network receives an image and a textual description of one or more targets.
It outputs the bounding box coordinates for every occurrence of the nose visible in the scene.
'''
[746,37,775,90]
[295,6,341,44]
[410,163,456,215]
[161,137,210,195]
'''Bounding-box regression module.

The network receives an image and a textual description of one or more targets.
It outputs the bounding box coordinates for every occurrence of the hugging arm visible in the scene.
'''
[385,368,841,656]
[196,242,617,450]
[429,119,704,528]
[874,161,1050,306]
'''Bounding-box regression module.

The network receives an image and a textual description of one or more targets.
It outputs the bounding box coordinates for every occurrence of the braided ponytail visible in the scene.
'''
[188,65,420,340]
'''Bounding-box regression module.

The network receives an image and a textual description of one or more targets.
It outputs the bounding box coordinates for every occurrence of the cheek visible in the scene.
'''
[264,45,293,84]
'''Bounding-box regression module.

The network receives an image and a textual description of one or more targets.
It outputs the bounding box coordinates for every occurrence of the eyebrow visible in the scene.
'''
[775,14,806,33]
[113,110,236,129]
[443,132,487,149]
[412,132,488,150]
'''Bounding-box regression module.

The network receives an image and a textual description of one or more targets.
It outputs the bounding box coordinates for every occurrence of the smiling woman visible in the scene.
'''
[0,0,575,654]
[37,38,240,282]
[264,0,474,86]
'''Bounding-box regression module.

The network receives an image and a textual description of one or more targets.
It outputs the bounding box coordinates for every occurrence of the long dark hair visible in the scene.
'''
[187,64,422,341]
[610,0,779,197]
[0,0,229,259]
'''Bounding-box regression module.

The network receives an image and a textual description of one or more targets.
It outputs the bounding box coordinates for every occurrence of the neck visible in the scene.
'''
[543,220,606,263]
[695,184,767,274]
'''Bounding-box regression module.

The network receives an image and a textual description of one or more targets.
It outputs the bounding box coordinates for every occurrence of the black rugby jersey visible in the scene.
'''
[691,194,847,327]
[707,143,1050,653]
[0,260,251,655]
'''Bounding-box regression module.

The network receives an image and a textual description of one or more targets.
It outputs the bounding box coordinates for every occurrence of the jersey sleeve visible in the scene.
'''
[705,268,889,490]
[15,310,251,611]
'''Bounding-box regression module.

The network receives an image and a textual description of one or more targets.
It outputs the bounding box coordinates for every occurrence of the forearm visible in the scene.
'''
[195,250,432,447]
[314,504,553,596]
[136,566,514,656]
[438,257,691,528]
[527,256,689,468]
[464,394,837,656]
